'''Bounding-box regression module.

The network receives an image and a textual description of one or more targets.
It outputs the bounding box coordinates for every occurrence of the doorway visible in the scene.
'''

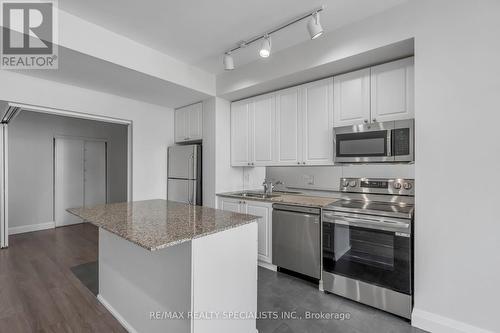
[0,101,132,248]
[54,137,107,227]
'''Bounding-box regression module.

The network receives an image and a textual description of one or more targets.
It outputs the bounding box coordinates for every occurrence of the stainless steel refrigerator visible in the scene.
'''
[167,144,202,205]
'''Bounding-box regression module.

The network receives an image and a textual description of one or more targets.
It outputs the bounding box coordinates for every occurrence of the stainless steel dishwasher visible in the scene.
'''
[272,204,321,279]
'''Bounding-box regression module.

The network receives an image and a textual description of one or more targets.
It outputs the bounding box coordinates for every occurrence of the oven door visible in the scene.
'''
[322,211,412,294]
[334,122,394,163]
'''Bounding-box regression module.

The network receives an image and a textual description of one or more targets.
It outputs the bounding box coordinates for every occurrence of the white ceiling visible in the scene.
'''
[60,0,408,74]
[11,46,210,108]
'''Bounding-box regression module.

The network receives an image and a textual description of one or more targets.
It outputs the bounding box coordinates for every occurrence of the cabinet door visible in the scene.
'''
[252,94,275,166]
[174,108,188,143]
[300,78,334,165]
[187,103,203,140]
[370,57,414,122]
[217,197,241,213]
[275,87,302,165]
[244,201,272,263]
[231,100,253,166]
[333,68,371,127]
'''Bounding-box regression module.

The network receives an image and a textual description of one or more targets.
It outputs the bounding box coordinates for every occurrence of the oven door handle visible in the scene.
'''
[323,214,410,234]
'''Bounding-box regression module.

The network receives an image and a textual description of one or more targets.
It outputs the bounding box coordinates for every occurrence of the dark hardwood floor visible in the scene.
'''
[0,224,125,333]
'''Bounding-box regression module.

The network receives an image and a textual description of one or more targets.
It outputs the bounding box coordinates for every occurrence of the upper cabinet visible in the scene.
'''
[230,99,253,166]
[231,79,334,167]
[275,87,301,165]
[333,57,414,126]
[300,78,334,165]
[370,57,414,122]
[252,94,275,166]
[229,57,414,167]
[175,102,203,143]
[333,68,371,127]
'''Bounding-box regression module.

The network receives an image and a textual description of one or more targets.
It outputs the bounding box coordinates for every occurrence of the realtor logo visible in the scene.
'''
[1,0,58,69]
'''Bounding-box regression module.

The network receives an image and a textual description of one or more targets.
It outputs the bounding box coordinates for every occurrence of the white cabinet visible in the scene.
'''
[217,197,242,213]
[333,57,414,127]
[370,57,414,122]
[333,68,371,127]
[231,78,334,167]
[252,94,275,166]
[275,87,301,165]
[175,102,203,143]
[300,78,334,165]
[245,201,272,264]
[231,93,275,167]
[230,100,252,166]
[217,197,273,264]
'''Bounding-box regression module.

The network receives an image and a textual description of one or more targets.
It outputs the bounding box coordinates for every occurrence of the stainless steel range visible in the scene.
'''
[321,178,414,319]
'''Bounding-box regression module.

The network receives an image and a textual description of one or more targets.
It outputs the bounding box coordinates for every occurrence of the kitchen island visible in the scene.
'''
[68,199,259,333]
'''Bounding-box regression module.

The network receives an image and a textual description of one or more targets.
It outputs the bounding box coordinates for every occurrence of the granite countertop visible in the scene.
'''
[67,199,259,251]
[217,192,338,208]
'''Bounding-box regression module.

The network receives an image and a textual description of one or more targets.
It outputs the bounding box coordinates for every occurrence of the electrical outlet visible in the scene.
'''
[303,174,315,185]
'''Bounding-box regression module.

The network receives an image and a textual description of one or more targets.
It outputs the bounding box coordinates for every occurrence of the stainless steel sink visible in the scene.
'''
[234,191,281,199]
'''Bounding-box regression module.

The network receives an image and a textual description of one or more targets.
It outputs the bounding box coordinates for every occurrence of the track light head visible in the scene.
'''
[259,35,271,58]
[307,12,323,39]
[223,53,234,70]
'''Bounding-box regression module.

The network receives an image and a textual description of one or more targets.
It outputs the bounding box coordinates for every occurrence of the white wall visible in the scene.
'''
[0,70,174,203]
[411,1,500,333]
[8,111,128,231]
[203,97,248,207]
[267,164,414,192]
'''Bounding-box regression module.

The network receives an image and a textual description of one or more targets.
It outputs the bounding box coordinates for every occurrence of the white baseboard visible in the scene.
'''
[97,294,138,333]
[9,221,55,235]
[258,261,277,271]
[412,308,494,333]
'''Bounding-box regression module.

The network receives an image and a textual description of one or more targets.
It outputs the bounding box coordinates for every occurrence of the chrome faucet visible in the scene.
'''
[262,179,283,195]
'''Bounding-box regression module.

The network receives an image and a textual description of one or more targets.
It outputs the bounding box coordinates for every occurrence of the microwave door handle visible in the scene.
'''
[387,131,392,157]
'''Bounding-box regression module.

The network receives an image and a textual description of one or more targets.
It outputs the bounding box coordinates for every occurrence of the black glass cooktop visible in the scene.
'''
[325,200,414,219]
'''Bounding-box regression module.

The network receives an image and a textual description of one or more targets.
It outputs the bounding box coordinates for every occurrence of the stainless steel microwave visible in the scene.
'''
[333,119,414,163]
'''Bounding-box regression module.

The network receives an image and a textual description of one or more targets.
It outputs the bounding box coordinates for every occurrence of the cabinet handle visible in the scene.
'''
[364,119,368,124]
[297,162,300,165]
[372,118,377,122]
[303,162,306,165]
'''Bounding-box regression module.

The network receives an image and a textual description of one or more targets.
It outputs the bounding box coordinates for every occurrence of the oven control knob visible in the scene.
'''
[393,182,402,190]
[403,182,413,190]
[342,180,350,187]
[349,180,357,187]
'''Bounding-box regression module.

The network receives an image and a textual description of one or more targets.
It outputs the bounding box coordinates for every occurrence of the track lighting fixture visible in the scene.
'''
[223,53,234,70]
[259,36,271,58]
[222,5,325,70]
[307,12,323,39]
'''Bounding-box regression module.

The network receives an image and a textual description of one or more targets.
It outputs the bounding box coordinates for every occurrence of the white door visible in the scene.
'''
[55,138,85,227]
[174,108,188,143]
[245,201,272,263]
[252,94,275,166]
[84,141,107,207]
[300,78,334,165]
[333,68,371,127]
[230,100,252,166]
[370,57,414,122]
[187,103,203,141]
[217,197,241,213]
[275,87,301,165]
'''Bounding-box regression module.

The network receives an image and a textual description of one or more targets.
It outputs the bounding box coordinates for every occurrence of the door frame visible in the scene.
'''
[0,101,133,248]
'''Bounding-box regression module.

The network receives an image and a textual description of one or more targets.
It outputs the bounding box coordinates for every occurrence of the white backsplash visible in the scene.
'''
[266,164,415,192]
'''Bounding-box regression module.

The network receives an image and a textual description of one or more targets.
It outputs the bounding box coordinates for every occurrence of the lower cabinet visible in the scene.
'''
[217,197,273,264]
